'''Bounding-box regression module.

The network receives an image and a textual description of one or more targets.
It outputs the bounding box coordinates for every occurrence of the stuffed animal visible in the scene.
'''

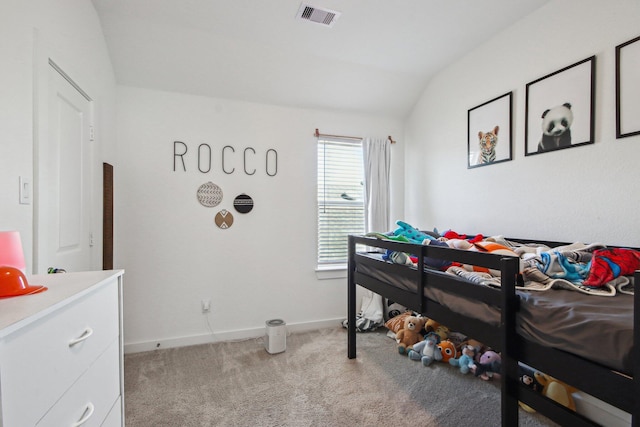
[437,339,457,363]
[424,318,450,341]
[518,363,543,413]
[519,363,543,393]
[393,221,437,244]
[395,315,425,355]
[449,344,477,374]
[535,371,578,411]
[408,332,442,366]
[473,350,502,380]
[538,103,573,152]
[477,125,499,164]
[446,331,467,351]
[517,364,578,412]
[458,339,487,359]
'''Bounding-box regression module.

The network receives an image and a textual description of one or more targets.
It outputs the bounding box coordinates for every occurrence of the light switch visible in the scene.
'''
[19,176,31,205]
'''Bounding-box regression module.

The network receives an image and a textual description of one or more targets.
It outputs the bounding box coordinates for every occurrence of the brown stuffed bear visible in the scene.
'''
[395,315,425,355]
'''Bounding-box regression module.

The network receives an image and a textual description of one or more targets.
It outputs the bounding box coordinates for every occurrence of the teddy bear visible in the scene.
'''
[408,332,442,366]
[395,315,425,355]
[449,344,477,374]
[472,350,501,380]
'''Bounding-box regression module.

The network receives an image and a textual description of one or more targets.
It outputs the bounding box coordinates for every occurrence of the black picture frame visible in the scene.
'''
[467,91,513,169]
[525,56,595,156]
[616,35,640,139]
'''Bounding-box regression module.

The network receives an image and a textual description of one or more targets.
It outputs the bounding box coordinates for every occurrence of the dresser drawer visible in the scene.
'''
[0,279,119,427]
[36,339,120,427]
[101,396,123,427]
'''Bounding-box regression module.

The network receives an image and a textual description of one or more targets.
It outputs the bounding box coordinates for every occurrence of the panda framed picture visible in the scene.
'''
[467,91,513,168]
[525,56,596,156]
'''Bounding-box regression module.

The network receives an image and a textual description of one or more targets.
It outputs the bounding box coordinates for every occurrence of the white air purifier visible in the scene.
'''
[265,319,286,354]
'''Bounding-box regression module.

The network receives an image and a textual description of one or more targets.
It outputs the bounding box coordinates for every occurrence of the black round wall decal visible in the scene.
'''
[233,193,254,214]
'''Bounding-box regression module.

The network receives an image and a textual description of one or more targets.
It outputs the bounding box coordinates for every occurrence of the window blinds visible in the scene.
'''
[317,138,365,264]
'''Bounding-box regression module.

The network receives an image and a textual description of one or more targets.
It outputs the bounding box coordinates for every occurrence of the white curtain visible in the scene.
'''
[362,137,391,233]
[350,137,391,331]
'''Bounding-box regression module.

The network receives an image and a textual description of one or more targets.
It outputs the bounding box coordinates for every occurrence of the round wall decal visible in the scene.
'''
[197,182,223,207]
[215,209,234,229]
[233,193,254,214]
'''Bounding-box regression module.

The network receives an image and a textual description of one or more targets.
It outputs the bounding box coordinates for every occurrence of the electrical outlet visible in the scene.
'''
[201,299,211,313]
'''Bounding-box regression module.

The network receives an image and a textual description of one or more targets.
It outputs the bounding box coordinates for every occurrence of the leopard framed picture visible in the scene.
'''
[467,91,513,169]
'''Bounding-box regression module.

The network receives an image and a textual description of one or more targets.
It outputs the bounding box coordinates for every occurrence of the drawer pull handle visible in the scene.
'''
[68,327,94,347]
[72,402,95,427]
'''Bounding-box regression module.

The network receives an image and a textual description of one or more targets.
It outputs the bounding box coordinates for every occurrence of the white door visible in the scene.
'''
[35,62,93,273]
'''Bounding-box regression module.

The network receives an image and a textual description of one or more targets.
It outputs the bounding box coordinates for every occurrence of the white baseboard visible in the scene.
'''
[124,317,345,354]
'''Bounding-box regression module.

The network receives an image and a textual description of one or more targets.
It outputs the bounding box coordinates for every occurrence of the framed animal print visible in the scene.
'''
[467,91,513,169]
[616,35,640,139]
[525,56,595,156]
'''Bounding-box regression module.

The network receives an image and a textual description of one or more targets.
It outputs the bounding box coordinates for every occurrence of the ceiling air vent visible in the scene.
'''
[296,4,341,27]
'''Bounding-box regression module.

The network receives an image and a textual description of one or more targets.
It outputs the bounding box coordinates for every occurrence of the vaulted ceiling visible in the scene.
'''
[91,0,549,118]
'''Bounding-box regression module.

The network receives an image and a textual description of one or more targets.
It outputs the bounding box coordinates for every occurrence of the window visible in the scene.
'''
[317,137,365,265]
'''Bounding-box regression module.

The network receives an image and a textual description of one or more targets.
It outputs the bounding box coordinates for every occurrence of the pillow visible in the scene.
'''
[384,299,407,321]
[384,311,412,333]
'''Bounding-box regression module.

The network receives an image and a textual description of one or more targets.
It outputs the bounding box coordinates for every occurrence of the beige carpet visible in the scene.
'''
[124,327,558,426]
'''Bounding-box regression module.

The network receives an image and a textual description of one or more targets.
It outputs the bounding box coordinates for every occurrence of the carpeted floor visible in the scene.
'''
[124,327,558,426]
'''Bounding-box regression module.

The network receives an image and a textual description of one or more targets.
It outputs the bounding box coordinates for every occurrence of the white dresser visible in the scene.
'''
[0,270,124,427]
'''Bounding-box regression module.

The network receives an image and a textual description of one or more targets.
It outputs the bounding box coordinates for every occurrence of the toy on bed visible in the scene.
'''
[449,344,477,374]
[372,222,455,270]
[393,221,438,244]
[395,315,426,355]
[408,332,442,366]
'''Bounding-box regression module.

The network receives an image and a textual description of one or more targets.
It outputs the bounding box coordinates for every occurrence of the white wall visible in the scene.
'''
[405,0,640,246]
[116,86,404,351]
[0,0,116,272]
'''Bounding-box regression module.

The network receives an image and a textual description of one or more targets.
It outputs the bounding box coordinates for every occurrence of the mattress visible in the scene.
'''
[356,254,634,374]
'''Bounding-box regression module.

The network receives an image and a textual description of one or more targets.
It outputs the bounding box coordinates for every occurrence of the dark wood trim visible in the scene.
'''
[103,163,114,270]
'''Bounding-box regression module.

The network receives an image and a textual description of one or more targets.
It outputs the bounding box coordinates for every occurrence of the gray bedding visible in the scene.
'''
[356,256,634,374]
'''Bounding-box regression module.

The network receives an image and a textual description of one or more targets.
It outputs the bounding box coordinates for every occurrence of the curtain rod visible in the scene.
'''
[314,128,396,144]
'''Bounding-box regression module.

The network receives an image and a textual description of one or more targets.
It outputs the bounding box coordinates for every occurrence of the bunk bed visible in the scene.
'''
[346,234,640,427]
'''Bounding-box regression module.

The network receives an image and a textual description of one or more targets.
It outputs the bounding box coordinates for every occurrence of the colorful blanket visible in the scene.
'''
[367,222,638,297]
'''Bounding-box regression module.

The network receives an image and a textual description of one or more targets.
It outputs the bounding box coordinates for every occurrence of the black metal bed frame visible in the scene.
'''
[347,234,640,427]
